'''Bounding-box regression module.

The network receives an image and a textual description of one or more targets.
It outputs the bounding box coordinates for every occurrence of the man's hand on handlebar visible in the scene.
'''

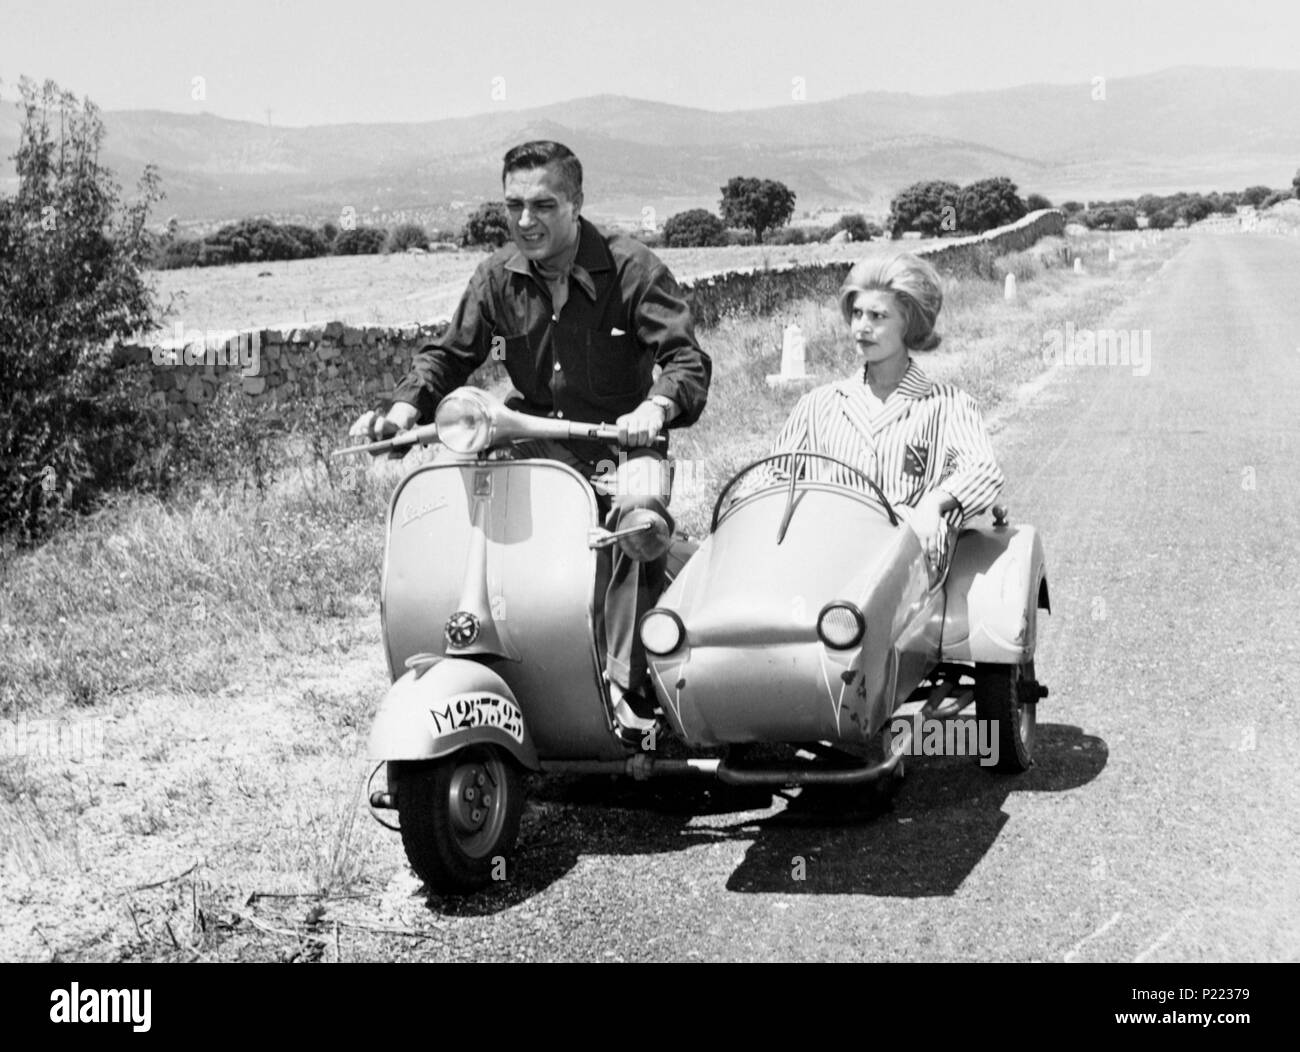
[616,398,673,449]
[349,402,420,456]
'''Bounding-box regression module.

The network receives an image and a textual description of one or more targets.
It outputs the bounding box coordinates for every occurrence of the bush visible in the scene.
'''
[824,213,878,242]
[1,78,165,542]
[386,222,430,253]
[460,202,511,249]
[1261,190,1293,208]
[1112,208,1138,231]
[662,208,727,247]
[198,242,235,266]
[766,226,808,245]
[157,237,203,269]
[333,226,387,255]
[1060,200,1084,214]
[1025,193,1053,211]
[1178,196,1215,224]
[1146,209,1177,230]
[205,218,322,263]
[1210,192,1239,214]
[1240,185,1273,207]
[724,228,756,246]
[281,223,329,257]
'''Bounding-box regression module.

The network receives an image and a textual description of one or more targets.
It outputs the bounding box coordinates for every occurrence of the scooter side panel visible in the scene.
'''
[383,460,625,761]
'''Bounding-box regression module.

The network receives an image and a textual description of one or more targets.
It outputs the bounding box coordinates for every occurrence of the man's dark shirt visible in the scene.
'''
[392,218,711,433]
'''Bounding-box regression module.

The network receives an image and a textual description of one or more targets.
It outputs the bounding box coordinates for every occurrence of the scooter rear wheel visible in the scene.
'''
[394,745,524,894]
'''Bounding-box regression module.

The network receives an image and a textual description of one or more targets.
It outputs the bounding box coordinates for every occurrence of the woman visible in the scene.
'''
[769,252,1004,571]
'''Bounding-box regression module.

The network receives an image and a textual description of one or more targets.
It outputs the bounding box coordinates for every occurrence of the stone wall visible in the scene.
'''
[113,210,1065,424]
[679,209,1066,326]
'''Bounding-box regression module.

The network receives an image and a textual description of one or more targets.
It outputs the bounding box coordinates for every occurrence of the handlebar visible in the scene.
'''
[332,421,441,458]
[333,416,667,458]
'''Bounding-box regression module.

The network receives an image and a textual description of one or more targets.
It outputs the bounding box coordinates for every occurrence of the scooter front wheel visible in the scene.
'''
[393,745,525,894]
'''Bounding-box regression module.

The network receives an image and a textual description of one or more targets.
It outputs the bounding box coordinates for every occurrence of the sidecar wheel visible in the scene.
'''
[974,661,1037,773]
[394,746,524,894]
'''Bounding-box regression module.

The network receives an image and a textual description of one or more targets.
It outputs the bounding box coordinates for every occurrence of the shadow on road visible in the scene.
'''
[412,722,1107,914]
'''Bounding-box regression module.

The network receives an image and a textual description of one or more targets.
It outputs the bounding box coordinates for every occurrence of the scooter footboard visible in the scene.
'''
[368,659,541,770]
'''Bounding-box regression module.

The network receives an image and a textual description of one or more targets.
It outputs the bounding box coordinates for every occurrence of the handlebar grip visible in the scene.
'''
[569,422,669,450]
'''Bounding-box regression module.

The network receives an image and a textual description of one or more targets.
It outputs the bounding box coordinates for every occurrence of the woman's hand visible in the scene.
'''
[900,489,959,566]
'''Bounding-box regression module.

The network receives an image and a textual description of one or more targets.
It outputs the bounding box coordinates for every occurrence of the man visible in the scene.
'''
[351,140,711,741]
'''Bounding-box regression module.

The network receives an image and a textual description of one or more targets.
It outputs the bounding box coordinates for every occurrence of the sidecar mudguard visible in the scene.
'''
[367,658,540,770]
[940,523,1050,664]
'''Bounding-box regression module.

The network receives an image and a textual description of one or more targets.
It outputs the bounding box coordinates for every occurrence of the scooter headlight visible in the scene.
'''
[435,390,493,453]
[817,601,865,649]
[639,609,685,656]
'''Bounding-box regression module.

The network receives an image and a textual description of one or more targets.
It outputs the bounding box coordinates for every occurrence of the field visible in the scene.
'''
[0,227,1189,961]
[146,238,936,334]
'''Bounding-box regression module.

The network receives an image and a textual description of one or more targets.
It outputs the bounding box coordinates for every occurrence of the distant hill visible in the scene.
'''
[2,66,1297,228]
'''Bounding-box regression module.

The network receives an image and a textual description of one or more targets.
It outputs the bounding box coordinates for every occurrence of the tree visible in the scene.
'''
[1240,185,1273,208]
[1207,191,1238,214]
[1293,168,1300,198]
[957,177,1028,234]
[1060,200,1085,214]
[661,208,726,247]
[460,202,511,248]
[1146,209,1176,230]
[887,180,960,237]
[1136,194,1165,216]
[1,78,162,540]
[1025,193,1053,211]
[719,177,796,244]
[386,222,430,253]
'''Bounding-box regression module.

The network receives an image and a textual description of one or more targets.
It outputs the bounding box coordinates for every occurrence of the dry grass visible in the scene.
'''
[145,238,936,334]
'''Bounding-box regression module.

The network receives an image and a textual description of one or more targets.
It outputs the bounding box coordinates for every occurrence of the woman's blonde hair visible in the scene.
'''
[838,253,944,351]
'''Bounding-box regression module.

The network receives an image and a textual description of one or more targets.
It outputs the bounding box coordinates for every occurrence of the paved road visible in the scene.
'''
[376,232,1300,961]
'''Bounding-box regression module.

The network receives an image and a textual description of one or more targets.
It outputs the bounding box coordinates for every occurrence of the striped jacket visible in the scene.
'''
[767,359,1005,531]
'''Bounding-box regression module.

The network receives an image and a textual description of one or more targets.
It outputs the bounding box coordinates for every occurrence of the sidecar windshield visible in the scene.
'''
[712,452,898,533]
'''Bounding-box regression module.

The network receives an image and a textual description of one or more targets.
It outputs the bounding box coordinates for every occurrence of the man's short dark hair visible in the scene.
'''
[502,141,583,201]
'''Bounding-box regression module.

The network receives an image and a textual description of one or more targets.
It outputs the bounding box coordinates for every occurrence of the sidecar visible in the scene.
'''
[639,452,1050,781]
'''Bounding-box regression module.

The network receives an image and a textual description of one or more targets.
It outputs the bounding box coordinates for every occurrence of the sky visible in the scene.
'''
[2,0,1298,126]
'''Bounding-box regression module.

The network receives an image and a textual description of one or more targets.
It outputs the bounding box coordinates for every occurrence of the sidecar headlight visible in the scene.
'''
[817,602,865,649]
[639,609,685,656]
[435,390,492,453]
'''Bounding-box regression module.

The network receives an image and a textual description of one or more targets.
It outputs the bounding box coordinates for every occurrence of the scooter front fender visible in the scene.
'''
[367,658,540,770]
